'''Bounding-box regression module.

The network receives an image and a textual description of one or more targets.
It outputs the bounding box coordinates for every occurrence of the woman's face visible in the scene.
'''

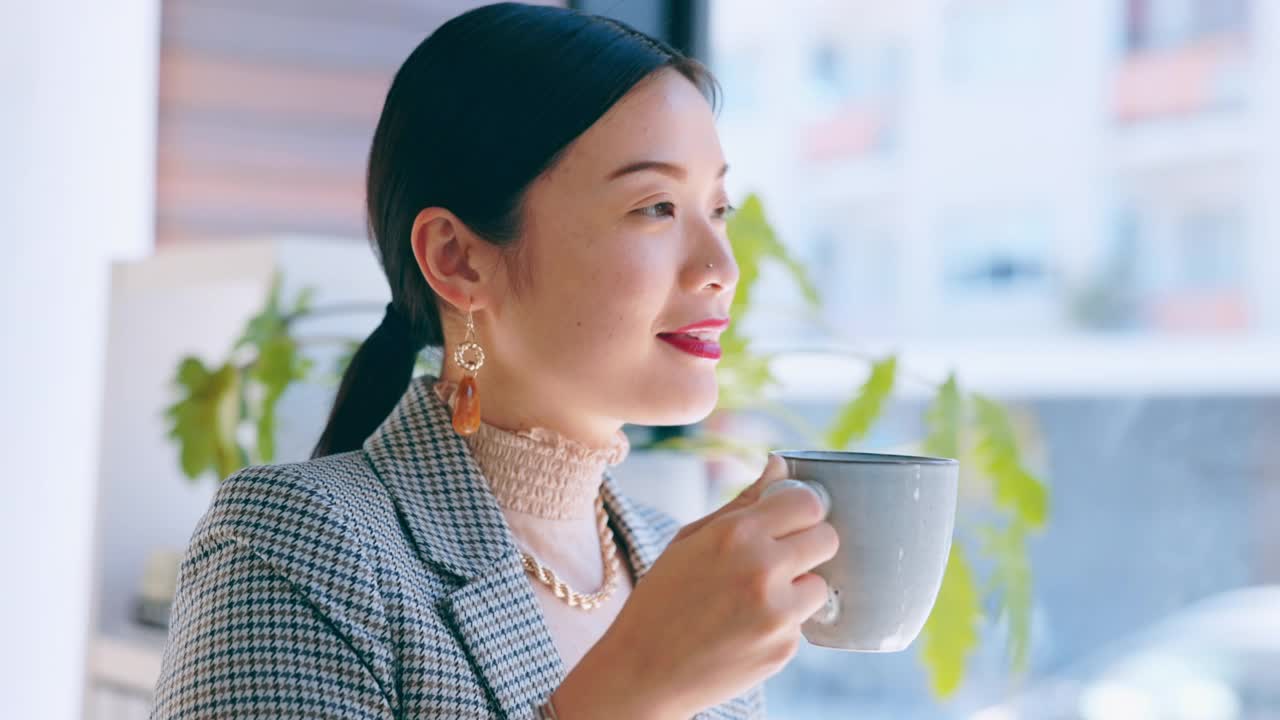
[483,68,738,443]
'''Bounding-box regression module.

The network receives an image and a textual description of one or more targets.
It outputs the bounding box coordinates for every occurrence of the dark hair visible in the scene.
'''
[312,2,719,458]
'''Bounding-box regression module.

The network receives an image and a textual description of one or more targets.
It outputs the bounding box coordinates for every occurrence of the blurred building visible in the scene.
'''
[713,0,1278,347]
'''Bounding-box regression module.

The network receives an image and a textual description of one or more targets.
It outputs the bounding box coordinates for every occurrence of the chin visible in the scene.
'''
[629,370,720,426]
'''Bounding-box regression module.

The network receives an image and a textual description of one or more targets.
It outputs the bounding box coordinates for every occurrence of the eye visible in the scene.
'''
[714,203,737,221]
[636,201,676,219]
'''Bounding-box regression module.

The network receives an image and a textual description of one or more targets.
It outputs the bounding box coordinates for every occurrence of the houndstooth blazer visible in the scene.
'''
[151,373,767,719]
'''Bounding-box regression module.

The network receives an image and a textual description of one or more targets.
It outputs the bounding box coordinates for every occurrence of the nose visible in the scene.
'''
[689,224,739,294]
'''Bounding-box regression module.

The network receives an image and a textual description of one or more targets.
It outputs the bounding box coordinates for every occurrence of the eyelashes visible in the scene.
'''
[634,202,736,220]
[636,201,676,219]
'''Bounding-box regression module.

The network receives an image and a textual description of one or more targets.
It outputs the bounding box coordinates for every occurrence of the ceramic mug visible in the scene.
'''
[762,450,959,652]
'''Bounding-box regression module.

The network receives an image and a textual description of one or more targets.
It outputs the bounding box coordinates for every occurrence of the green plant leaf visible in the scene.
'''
[971,395,1049,528]
[726,193,821,320]
[175,355,210,388]
[823,356,897,450]
[210,364,242,480]
[981,521,1034,672]
[291,285,315,316]
[235,271,286,351]
[920,543,983,697]
[923,373,963,459]
[713,192,823,413]
[165,358,243,481]
[251,336,310,463]
[165,357,213,479]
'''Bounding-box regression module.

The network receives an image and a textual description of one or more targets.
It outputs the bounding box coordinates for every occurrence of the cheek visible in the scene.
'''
[567,250,665,344]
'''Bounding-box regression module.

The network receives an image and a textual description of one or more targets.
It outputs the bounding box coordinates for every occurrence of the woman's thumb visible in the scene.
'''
[738,452,790,503]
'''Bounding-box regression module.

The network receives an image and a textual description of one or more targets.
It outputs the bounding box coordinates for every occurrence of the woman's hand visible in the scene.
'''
[553,453,839,719]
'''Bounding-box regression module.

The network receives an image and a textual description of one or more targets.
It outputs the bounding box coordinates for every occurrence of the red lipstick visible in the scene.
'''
[657,317,730,359]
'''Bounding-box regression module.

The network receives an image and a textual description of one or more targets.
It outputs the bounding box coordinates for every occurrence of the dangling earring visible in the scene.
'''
[451,306,485,436]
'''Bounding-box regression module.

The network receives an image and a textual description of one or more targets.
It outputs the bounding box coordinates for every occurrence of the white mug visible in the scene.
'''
[761,450,959,652]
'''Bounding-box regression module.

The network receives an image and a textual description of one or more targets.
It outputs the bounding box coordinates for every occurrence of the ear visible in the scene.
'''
[410,207,505,314]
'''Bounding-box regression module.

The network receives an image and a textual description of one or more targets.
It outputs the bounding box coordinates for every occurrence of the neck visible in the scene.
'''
[432,377,630,520]
[437,364,622,448]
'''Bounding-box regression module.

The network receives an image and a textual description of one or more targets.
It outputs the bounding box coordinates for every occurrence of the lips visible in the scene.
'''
[657,317,729,359]
[657,332,723,359]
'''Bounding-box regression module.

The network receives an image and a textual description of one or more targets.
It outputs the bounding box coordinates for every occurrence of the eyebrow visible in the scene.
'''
[606,160,730,182]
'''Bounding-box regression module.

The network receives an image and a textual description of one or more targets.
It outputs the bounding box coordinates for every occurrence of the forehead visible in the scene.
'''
[553,69,723,180]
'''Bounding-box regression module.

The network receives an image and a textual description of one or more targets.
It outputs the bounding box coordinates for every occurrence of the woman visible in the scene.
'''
[152,4,837,718]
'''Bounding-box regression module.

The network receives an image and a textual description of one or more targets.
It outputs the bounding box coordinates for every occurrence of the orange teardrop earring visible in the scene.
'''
[451,306,485,436]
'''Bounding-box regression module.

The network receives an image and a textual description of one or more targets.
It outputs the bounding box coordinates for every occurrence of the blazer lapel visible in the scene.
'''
[600,468,668,582]
[439,558,566,717]
[363,374,564,717]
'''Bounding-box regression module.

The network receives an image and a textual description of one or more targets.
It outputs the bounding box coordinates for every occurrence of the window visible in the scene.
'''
[711,1,1280,716]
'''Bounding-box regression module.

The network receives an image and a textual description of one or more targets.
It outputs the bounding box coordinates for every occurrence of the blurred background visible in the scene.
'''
[2,0,1278,718]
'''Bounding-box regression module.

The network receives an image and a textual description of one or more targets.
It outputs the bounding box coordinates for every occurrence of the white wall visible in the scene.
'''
[89,237,389,649]
[0,0,160,717]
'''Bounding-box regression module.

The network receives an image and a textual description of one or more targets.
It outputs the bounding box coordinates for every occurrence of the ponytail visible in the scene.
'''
[310,302,434,458]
